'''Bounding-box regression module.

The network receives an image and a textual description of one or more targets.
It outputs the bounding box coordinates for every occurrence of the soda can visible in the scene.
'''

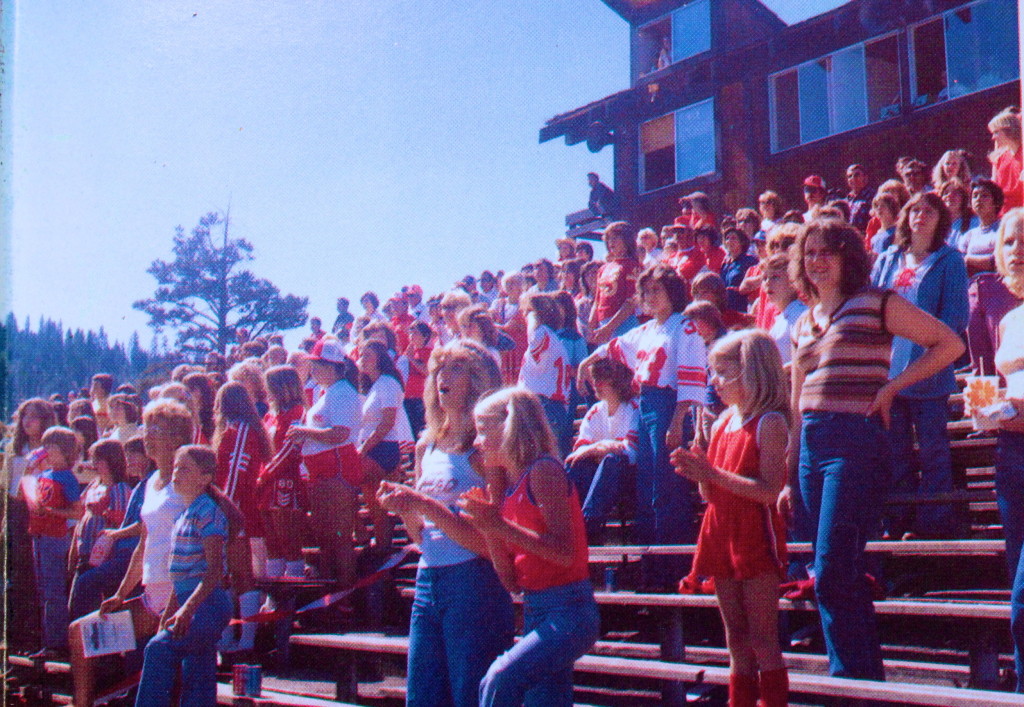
[26,447,48,467]
[245,664,262,698]
[604,566,617,592]
[232,664,247,696]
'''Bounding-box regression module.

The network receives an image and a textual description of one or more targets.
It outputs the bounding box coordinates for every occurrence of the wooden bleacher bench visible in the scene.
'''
[587,539,1005,561]
[290,631,1022,706]
[216,681,360,706]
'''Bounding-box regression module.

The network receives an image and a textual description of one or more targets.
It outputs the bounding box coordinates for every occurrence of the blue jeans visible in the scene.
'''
[995,431,1024,691]
[886,396,954,537]
[539,396,572,460]
[637,386,696,586]
[68,549,133,621]
[32,534,71,650]
[479,580,599,707]
[407,557,514,707]
[799,411,887,679]
[567,452,633,543]
[135,587,232,707]
[405,398,426,441]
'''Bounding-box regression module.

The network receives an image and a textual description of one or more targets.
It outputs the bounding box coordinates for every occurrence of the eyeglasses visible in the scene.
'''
[709,370,741,385]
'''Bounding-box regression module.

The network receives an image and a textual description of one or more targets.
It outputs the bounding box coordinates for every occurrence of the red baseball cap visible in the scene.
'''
[803,175,826,191]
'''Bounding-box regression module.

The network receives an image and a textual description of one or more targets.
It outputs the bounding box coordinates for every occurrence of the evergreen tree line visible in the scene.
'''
[2,314,178,418]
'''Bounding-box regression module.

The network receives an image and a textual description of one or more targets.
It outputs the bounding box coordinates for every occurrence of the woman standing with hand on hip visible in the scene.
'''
[988,208,1024,690]
[459,388,599,707]
[376,340,513,707]
[785,219,963,679]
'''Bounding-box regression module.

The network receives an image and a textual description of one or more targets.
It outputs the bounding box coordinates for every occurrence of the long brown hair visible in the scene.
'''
[894,192,952,253]
[213,382,272,458]
[790,219,872,299]
[12,398,56,454]
[89,439,128,484]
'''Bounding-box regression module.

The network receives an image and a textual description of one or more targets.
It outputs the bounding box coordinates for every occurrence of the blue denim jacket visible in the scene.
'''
[871,244,969,398]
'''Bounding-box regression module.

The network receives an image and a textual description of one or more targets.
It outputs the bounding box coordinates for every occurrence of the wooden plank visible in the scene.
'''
[587,591,1012,619]
[573,655,1024,706]
[292,632,977,683]
[216,682,356,706]
[588,539,1005,560]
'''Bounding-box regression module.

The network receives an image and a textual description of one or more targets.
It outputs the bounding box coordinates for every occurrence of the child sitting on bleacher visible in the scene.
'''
[565,356,639,544]
[672,329,789,707]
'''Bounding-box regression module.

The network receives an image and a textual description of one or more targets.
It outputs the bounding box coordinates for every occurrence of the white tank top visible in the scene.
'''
[997,306,1024,398]
[416,446,484,568]
[140,472,188,587]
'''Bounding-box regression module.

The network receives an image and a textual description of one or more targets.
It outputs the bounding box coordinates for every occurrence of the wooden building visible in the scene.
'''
[541,0,1020,231]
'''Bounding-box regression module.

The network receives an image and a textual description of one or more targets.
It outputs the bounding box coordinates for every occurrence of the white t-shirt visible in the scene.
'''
[140,472,188,588]
[360,375,414,444]
[596,313,707,403]
[518,322,570,402]
[768,299,808,365]
[302,379,362,455]
[574,399,641,464]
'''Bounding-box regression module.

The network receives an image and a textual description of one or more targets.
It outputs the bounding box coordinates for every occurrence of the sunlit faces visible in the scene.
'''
[991,127,1013,151]
[309,359,339,387]
[723,230,744,258]
[846,166,867,193]
[762,267,795,305]
[472,412,506,466]
[171,453,210,497]
[941,188,964,215]
[143,423,178,462]
[42,442,70,471]
[639,280,673,320]
[356,348,380,379]
[802,232,842,293]
[908,200,940,240]
[21,410,46,439]
[435,360,471,412]
[1001,216,1024,276]
[943,153,965,181]
[603,231,628,259]
[708,360,744,406]
[972,186,998,222]
[637,230,658,253]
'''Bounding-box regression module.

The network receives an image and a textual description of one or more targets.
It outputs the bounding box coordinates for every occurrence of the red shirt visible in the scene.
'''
[673,248,706,285]
[216,421,267,535]
[995,147,1023,215]
[390,313,416,353]
[502,460,589,592]
[593,257,640,324]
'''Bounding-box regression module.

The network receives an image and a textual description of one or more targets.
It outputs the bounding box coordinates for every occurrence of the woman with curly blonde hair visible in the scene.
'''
[377,340,512,707]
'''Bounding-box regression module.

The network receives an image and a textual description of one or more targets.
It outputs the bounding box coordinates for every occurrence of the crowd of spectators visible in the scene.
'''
[1,104,1023,702]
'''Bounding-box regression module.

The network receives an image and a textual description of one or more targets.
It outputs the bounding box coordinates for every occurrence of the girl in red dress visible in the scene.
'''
[671,329,789,707]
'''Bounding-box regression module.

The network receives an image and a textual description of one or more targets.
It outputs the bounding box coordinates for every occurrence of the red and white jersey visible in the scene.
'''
[574,399,640,464]
[597,313,707,403]
[518,323,570,403]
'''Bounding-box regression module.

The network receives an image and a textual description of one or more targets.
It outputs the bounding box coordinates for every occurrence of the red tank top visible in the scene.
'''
[692,410,787,580]
[501,458,589,592]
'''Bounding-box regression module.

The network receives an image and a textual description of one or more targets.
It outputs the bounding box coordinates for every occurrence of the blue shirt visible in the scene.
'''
[113,471,154,554]
[169,493,227,594]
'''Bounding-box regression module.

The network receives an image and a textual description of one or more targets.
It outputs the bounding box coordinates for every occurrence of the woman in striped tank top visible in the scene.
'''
[785,219,963,680]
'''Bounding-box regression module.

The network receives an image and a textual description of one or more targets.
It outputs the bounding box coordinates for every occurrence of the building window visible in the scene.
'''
[640,98,716,192]
[769,34,901,153]
[910,0,1019,107]
[638,0,711,76]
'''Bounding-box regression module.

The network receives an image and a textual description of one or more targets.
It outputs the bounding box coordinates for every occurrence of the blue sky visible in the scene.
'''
[7,0,844,349]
